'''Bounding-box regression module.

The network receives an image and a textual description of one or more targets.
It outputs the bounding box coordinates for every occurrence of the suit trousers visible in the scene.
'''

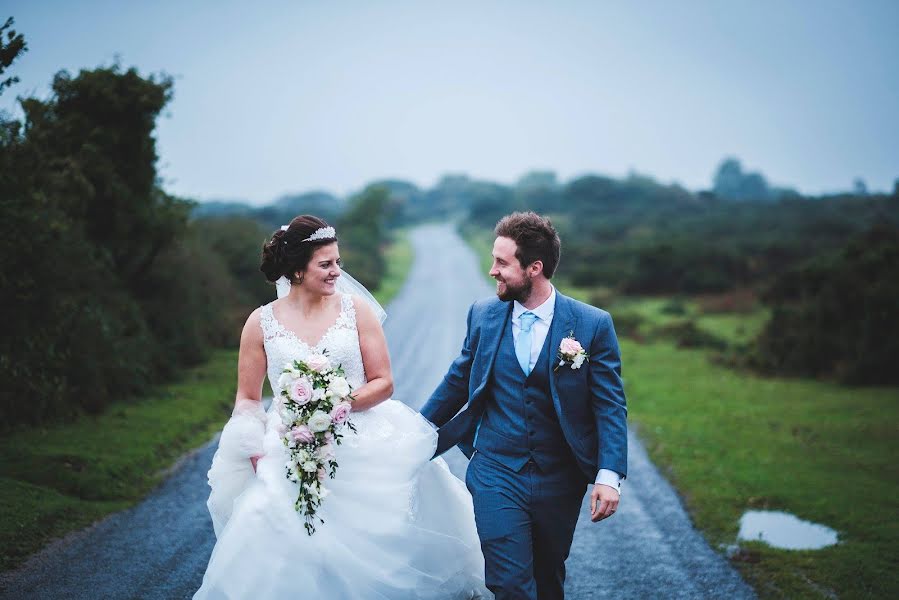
[465,451,587,600]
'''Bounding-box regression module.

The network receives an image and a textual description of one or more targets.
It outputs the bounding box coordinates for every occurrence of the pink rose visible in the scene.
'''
[290,377,314,405]
[315,443,335,460]
[305,353,331,373]
[291,424,315,444]
[330,401,352,426]
[323,431,335,445]
[317,468,327,482]
[559,337,583,356]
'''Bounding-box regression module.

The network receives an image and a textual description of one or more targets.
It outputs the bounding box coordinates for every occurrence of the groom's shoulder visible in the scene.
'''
[469,296,503,319]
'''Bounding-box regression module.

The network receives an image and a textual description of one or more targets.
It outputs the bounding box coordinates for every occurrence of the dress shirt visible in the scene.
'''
[512,286,622,494]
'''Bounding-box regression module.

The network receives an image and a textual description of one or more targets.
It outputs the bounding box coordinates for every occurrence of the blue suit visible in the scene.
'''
[421,292,628,600]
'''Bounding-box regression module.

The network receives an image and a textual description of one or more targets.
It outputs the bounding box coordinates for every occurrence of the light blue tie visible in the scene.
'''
[516,312,538,376]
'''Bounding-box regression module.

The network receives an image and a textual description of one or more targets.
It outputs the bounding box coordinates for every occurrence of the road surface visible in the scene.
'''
[0,223,755,599]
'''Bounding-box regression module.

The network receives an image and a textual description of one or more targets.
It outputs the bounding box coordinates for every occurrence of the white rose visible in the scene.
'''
[305,353,332,373]
[328,376,351,399]
[277,372,294,391]
[307,410,332,432]
[278,402,296,422]
[295,449,311,464]
[302,460,318,473]
[312,387,325,402]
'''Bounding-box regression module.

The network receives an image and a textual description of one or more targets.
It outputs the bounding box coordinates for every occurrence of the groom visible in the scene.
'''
[421,212,628,600]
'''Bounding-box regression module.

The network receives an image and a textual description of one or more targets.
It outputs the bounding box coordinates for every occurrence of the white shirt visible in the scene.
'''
[512,286,623,494]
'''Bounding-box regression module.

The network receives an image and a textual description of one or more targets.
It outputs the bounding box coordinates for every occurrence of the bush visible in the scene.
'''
[753,225,899,384]
[658,320,728,351]
[660,298,688,316]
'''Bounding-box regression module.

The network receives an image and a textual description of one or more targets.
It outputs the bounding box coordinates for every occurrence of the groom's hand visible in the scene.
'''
[590,484,620,522]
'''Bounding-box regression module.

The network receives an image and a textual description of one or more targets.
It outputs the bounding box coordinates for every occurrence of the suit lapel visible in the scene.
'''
[548,292,577,417]
[474,300,513,397]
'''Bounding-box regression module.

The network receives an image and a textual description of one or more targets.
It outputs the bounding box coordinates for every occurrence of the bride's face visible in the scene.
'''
[298,243,342,296]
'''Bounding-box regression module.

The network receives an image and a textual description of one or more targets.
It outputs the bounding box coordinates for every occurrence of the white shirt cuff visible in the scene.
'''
[595,469,622,492]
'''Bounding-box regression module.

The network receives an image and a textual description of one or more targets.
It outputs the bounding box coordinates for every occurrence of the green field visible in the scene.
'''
[0,234,414,572]
[624,337,898,599]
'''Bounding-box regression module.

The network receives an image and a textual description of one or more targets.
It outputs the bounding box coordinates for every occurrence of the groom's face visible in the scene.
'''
[490,236,532,303]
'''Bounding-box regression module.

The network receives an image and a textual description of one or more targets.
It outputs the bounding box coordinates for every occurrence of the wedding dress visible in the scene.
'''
[195,293,490,599]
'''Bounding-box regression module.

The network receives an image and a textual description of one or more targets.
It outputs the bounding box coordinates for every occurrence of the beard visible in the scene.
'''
[496,276,532,303]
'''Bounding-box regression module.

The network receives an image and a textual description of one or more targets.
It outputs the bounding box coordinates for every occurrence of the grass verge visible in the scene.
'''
[624,339,898,599]
[374,231,414,306]
[0,349,237,571]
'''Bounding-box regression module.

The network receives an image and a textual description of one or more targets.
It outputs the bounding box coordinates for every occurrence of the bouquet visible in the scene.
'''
[276,352,356,534]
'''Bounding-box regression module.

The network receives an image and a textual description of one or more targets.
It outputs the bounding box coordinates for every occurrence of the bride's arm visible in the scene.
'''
[236,308,267,408]
[231,308,268,469]
[205,309,268,534]
[350,296,394,411]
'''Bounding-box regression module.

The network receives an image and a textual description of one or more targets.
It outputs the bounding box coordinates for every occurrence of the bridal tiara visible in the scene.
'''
[279,224,337,243]
[302,226,336,242]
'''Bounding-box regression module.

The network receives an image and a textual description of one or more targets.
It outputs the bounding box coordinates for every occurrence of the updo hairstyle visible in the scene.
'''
[260,215,338,284]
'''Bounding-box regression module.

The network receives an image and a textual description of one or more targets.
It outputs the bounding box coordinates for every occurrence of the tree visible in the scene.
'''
[337,185,394,291]
[0,65,230,426]
[0,17,27,96]
[712,157,773,201]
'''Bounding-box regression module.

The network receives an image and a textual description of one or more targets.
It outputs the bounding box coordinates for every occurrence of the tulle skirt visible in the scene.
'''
[195,399,490,599]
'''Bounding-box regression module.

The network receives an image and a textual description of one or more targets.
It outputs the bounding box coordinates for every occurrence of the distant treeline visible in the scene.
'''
[0,64,393,427]
[200,165,899,385]
[323,170,894,385]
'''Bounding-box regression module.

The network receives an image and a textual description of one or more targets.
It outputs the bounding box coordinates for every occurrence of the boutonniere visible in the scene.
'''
[554,331,588,372]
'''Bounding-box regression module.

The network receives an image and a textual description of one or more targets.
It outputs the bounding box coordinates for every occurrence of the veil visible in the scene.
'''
[275,271,387,324]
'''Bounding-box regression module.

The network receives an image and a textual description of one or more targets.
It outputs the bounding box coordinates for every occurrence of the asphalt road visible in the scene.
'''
[0,223,755,599]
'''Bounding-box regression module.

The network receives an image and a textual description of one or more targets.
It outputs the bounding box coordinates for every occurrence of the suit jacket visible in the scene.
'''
[420,291,628,482]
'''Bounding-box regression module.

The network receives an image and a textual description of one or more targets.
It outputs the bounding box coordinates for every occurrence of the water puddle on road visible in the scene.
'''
[737,510,838,550]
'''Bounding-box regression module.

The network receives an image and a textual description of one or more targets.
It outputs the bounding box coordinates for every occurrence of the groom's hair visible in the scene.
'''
[495,212,561,278]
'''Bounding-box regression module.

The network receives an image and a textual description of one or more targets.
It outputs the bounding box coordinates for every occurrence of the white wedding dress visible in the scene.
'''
[195,293,490,599]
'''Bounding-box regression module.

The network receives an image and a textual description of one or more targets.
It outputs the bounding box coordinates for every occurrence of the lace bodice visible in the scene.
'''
[259,293,367,393]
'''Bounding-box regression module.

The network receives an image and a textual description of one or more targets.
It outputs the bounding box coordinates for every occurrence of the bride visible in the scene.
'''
[194,215,490,599]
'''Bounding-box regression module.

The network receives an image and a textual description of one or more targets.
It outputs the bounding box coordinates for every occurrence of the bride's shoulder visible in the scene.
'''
[247,305,264,320]
[346,294,379,329]
[239,305,268,343]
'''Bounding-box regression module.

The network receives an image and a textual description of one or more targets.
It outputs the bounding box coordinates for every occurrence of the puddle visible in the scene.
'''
[738,510,838,550]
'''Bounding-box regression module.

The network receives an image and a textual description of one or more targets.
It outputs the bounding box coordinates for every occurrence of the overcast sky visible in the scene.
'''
[4,0,897,204]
